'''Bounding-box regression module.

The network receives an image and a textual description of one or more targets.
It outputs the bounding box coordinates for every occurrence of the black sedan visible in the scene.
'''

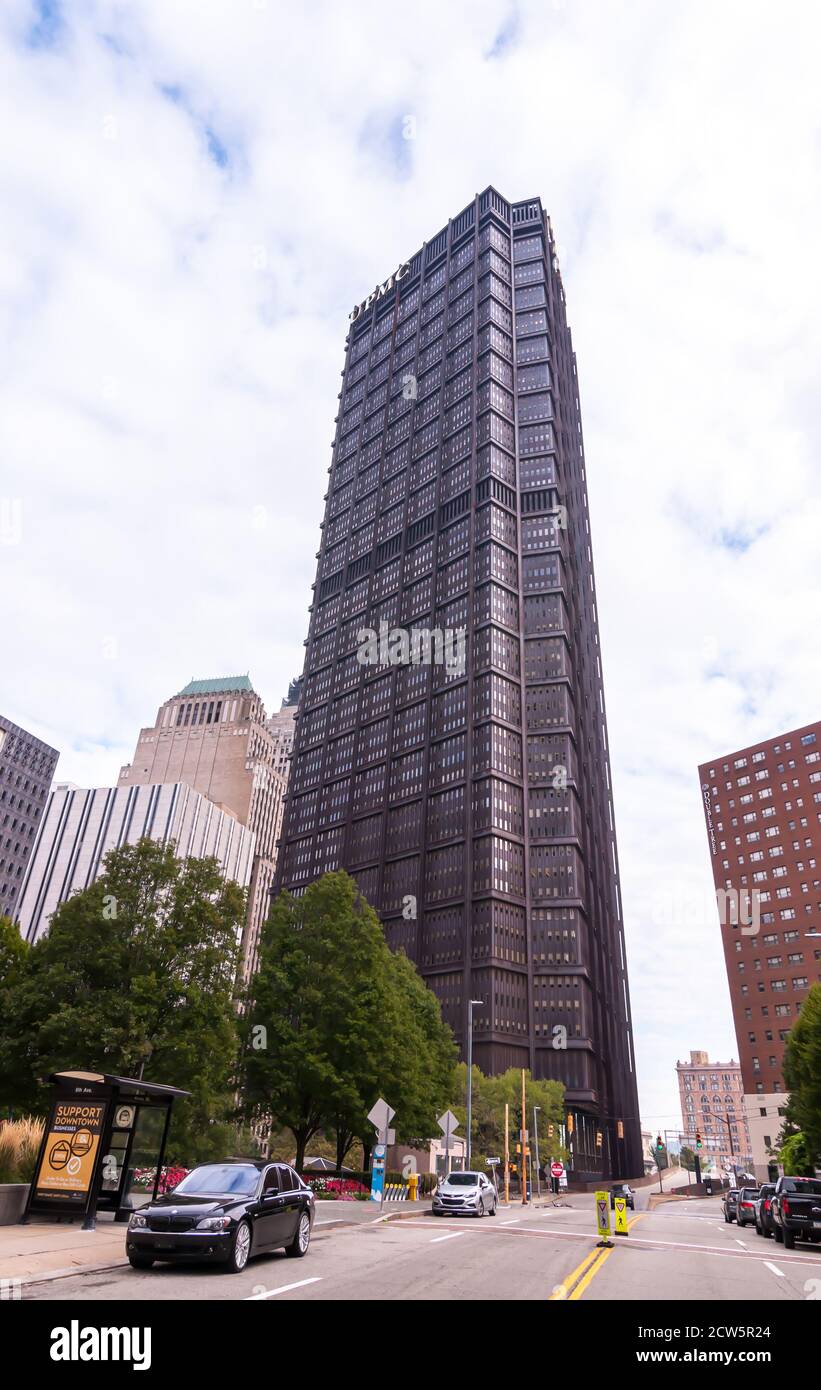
[126,1161,315,1273]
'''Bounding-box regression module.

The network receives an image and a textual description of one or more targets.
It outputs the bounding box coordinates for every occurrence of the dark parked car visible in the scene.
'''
[754,1183,777,1238]
[771,1175,821,1250]
[722,1188,740,1222]
[736,1186,760,1228]
[126,1161,315,1273]
[609,1183,635,1210]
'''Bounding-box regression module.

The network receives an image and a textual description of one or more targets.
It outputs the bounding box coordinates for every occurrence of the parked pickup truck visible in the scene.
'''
[770,1176,821,1249]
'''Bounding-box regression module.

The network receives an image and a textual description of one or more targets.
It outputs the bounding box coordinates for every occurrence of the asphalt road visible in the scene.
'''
[23,1195,821,1302]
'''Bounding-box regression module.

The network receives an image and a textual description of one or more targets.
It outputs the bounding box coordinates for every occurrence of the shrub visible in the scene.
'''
[0,1116,45,1185]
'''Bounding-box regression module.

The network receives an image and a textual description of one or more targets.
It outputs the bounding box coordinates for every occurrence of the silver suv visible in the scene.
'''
[432,1171,498,1218]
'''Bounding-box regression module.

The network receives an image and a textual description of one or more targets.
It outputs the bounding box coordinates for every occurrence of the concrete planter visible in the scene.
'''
[0,1184,30,1225]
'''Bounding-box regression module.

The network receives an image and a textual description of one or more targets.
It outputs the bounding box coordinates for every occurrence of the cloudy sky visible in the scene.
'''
[2,0,821,1135]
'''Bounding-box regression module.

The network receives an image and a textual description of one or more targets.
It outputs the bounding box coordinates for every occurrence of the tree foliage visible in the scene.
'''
[449,1063,565,1171]
[0,839,246,1161]
[783,983,821,1165]
[240,871,456,1169]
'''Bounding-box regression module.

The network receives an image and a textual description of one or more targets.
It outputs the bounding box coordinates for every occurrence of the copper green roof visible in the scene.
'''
[176,676,253,697]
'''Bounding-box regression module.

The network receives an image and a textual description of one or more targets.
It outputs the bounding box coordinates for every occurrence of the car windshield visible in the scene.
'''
[781,1178,821,1195]
[740,1188,758,1199]
[444,1173,481,1186]
[172,1164,259,1197]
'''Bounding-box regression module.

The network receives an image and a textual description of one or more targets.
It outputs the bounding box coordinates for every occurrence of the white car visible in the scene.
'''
[432,1171,498,1217]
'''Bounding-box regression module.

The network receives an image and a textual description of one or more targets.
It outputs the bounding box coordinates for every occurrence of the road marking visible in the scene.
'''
[569,1246,614,1300]
[735,1239,747,1248]
[765,1262,785,1277]
[549,1246,602,1300]
[430,1231,466,1244]
[245,1277,322,1300]
[500,1219,521,1226]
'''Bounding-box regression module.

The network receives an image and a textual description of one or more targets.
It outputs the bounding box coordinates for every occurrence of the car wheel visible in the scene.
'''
[489,1199,497,1216]
[128,1254,155,1270]
[287,1211,311,1258]
[783,1229,796,1250]
[476,1199,485,1218]
[226,1219,252,1273]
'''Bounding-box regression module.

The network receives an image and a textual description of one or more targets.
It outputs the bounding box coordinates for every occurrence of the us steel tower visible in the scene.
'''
[276,188,641,1179]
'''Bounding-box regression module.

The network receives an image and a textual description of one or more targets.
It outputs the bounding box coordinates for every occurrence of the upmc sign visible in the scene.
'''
[350,262,410,323]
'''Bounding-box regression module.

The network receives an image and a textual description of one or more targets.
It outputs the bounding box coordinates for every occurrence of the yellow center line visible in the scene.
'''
[549,1244,602,1300]
[552,1211,646,1300]
[569,1244,614,1298]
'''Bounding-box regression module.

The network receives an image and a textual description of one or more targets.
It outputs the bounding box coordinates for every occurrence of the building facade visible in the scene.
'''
[15,780,255,943]
[275,187,641,1179]
[698,719,821,1180]
[0,715,59,919]
[675,1051,752,1178]
[117,675,288,980]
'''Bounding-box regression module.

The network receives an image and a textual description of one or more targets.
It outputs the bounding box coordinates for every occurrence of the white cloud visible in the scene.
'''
[2,0,820,1134]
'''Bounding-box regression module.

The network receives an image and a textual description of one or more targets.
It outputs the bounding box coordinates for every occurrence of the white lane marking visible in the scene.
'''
[245,1277,322,1300]
[430,1231,466,1244]
[500,1219,521,1226]
[765,1261,785,1278]
[735,1239,747,1248]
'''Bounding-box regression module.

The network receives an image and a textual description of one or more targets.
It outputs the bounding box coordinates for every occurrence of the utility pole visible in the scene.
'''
[504,1103,510,1206]
[521,1069,528,1206]
[533,1105,541,1199]
[466,999,482,1169]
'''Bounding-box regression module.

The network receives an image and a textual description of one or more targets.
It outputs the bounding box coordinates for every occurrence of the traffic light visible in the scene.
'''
[596,1130,603,1150]
[656,1134,663,1151]
[695,1130,703,1150]
[566,1114,574,1136]
[547,1123,554,1139]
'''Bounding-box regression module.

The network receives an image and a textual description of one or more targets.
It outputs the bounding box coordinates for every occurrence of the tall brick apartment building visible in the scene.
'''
[699,719,821,1180]
[276,188,641,1179]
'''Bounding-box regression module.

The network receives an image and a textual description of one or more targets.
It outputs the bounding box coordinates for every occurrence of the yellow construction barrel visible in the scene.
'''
[408,1173,419,1201]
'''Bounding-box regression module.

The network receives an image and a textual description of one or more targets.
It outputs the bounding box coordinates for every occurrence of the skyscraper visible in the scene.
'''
[276,188,641,1179]
[0,714,59,919]
[118,676,289,980]
[698,719,821,1180]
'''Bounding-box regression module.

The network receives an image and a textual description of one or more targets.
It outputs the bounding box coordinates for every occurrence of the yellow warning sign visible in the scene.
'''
[34,1100,105,1202]
[595,1189,611,1238]
[614,1196,628,1234]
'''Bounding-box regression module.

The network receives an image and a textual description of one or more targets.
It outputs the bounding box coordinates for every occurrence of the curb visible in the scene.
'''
[20,1257,128,1289]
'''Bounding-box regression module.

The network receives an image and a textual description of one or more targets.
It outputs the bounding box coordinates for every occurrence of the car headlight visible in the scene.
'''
[129,1213,148,1229]
[195,1216,232,1232]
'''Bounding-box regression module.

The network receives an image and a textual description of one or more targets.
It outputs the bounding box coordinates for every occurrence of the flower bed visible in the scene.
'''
[132,1166,189,1194]
[301,1175,370,1201]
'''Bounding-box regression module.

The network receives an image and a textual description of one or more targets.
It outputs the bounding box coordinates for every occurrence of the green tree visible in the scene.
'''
[778,1130,816,1177]
[0,839,246,1160]
[449,1064,565,1174]
[679,1145,697,1172]
[783,983,821,1165]
[241,871,456,1170]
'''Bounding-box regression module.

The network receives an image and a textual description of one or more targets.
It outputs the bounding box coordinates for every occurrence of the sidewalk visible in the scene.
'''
[0,1217,127,1286]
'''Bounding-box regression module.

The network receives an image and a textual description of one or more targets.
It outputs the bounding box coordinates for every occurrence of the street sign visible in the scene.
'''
[437,1109,460,1138]
[551,1161,564,1179]
[595,1189,611,1242]
[613,1196,628,1236]
[486,1157,500,1166]
[368,1098,395,1139]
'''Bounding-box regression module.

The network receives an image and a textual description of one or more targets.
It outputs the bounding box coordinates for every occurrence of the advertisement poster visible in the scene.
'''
[34,1099,106,1202]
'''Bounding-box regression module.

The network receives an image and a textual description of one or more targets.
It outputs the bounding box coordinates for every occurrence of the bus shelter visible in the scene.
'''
[23,1070,189,1229]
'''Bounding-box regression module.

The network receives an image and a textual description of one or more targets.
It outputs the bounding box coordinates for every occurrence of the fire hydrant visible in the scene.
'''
[408,1173,419,1201]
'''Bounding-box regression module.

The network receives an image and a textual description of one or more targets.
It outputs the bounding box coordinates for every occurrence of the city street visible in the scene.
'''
[22,1196,821,1303]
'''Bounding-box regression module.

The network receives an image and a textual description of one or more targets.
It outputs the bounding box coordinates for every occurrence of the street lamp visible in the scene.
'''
[466,1000,483,1168]
[533,1106,541,1198]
